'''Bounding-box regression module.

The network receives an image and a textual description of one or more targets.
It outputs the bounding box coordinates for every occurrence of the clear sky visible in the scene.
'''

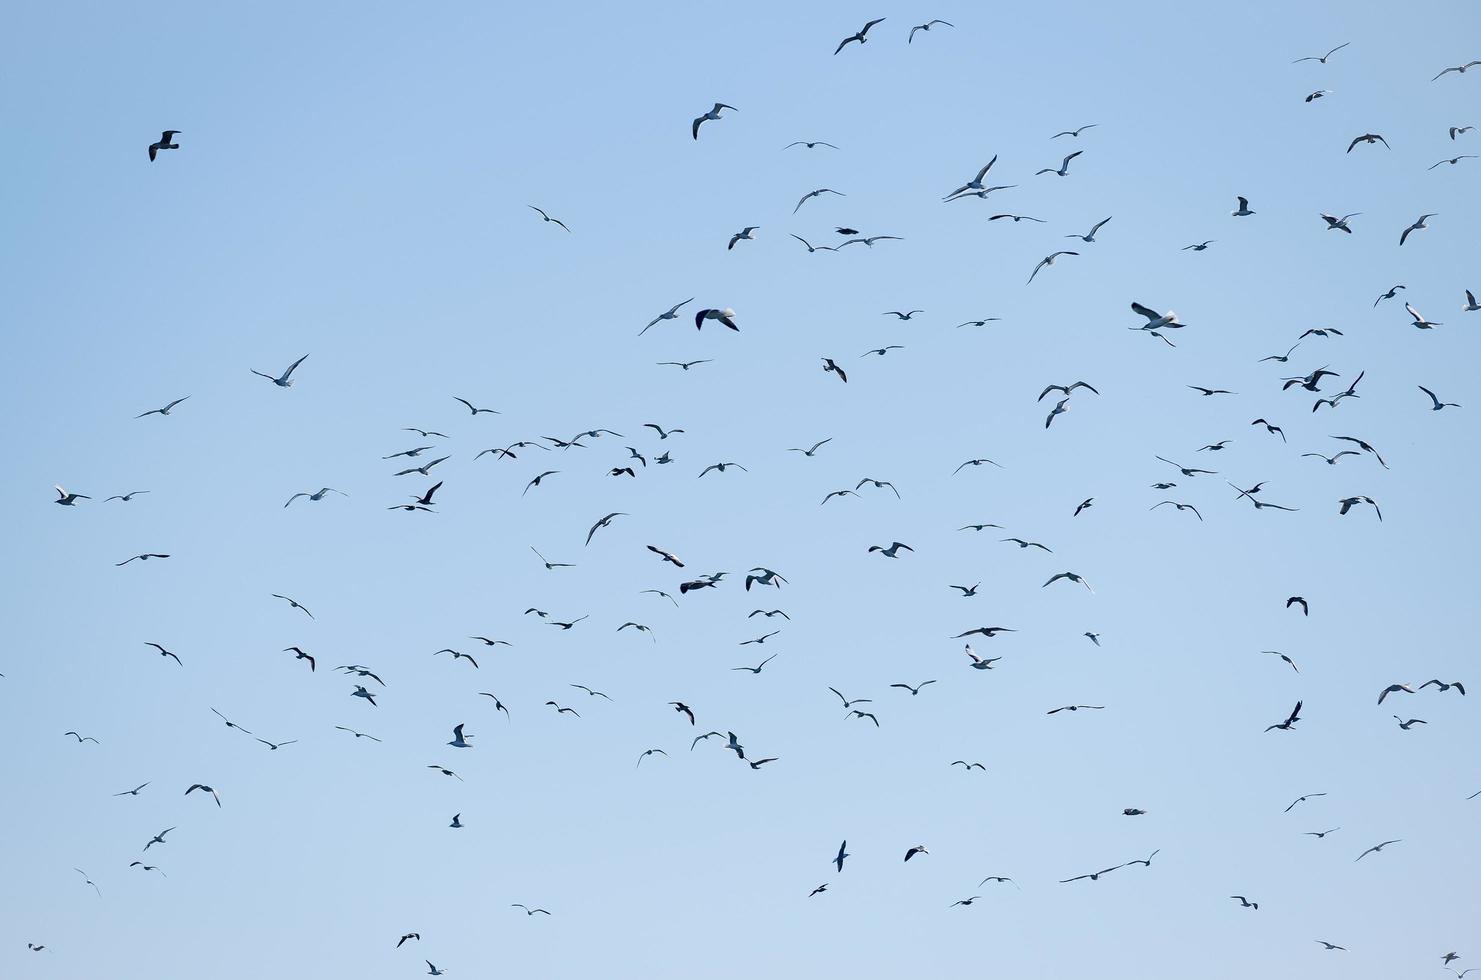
[4,1,1480,977]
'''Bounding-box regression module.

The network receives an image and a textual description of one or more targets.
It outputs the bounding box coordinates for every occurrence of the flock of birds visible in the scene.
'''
[15,12,1481,978]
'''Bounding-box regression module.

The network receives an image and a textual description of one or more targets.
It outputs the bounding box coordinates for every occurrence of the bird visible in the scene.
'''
[739,630,781,646]
[54,486,90,506]
[527,205,569,232]
[882,310,923,320]
[699,461,747,478]
[1394,716,1427,730]
[640,298,694,335]
[1429,155,1477,169]
[453,396,499,415]
[1399,213,1436,245]
[1001,537,1051,552]
[1182,240,1215,251]
[397,934,421,949]
[104,490,150,501]
[951,761,987,770]
[727,226,760,249]
[890,680,937,696]
[1355,840,1401,861]
[834,17,886,54]
[691,102,736,139]
[1331,435,1388,468]
[334,726,381,741]
[1065,217,1112,243]
[585,512,627,545]
[1337,496,1382,521]
[783,140,839,150]
[448,815,462,829]
[1305,828,1341,838]
[1433,61,1481,80]
[114,782,151,797]
[635,748,668,768]
[1284,792,1327,812]
[1265,651,1300,673]
[1464,290,1480,312]
[965,645,1002,670]
[1265,700,1302,732]
[1230,896,1259,910]
[1320,212,1361,232]
[141,827,175,852]
[529,547,573,571]
[847,709,880,726]
[1420,679,1466,695]
[732,654,777,674]
[135,396,189,418]
[1251,419,1286,441]
[1188,385,1235,396]
[909,19,953,42]
[1377,683,1415,705]
[1231,196,1255,216]
[209,707,252,734]
[1293,41,1350,63]
[794,188,844,213]
[1304,89,1330,102]
[1451,125,1476,139]
[147,129,182,161]
[446,723,473,749]
[1374,284,1406,306]
[545,701,580,717]
[426,961,448,975]
[1130,301,1184,332]
[1039,381,1099,401]
[351,685,378,706]
[1048,704,1105,714]
[284,487,347,508]
[250,354,309,387]
[821,357,848,383]
[694,307,739,331]
[1151,500,1203,521]
[256,738,297,750]
[860,345,904,357]
[1084,632,1101,646]
[904,844,929,862]
[1419,385,1461,411]
[144,642,182,665]
[789,438,833,457]
[1405,303,1441,331]
[185,783,221,806]
[868,542,913,558]
[1036,150,1083,176]
[522,470,559,496]
[943,156,998,199]
[954,457,1004,474]
[948,583,980,597]
[1156,456,1216,478]
[1043,572,1093,592]
[1346,133,1388,153]
[1027,251,1078,284]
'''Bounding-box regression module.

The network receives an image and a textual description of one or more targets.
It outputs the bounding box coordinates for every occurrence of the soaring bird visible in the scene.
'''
[1043,571,1093,592]
[1377,683,1415,705]
[1346,133,1388,152]
[727,226,760,249]
[694,307,739,331]
[868,541,913,558]
[1419,385,1461,411]
[904,844,930,862]
[909,19,954,42]
[783,140,839,150]
[1429,154,1477,169]
[640,298,694,335]
[1230,895,1259,910]
[148,130,181,161]
[1231,196,1255,216]
[251,354,309,387]
[1355,840,1401,861]
[943,156,998,199]
[1265,700,1302,732]
[1399,213,1436,245]
[1320,212,1360,232]
[585,512,627,545]
[1036,150,1083,176]
[1337,496,1382,521]
[794,188,844,213]
[692,102,736,140]
[1027,251,1078,284]
[1433,61,1481,80]
[1293,42,1350,64]
[821,357,848,383]
[135,396,189,418]
[527,206,570,232]
[185,783,221,806]
[834,17,886,54]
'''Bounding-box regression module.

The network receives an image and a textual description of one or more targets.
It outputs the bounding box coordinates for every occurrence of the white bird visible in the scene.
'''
[284,487,348,508]
[1399,213,1436,245]
[1036,151,1083,176]
[1405,303,1442,329]
[641,298,694,335]
[691,103,736,140]
[1433,61,1481,80]
[448,723,473,748]
[1129,301,1183,332]
[54,486,90,506]
[1320,212,1360,233]
[694,307,739,331]
[251,354,309,387]
[1027,251,1078,284]
[1464,290,1480,312]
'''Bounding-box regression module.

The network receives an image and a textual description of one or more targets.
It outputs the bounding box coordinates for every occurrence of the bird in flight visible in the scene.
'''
[1293,41,1350,64]
[691,102,736,139]
[251,354,309,387]
[148,130,181,161]
[135,396,189,418]
[527,205,570,232]
[834,17,886,54]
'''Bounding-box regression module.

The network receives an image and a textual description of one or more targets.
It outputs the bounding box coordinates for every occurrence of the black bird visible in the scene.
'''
[821,358,848,383]
[1265,700,1303,732]
[585,512,627,545]
[145,642,182,665]
[1346,133,1389,152]
[527,205,570,232]
[148,130,181,161]
[834,17,886,54]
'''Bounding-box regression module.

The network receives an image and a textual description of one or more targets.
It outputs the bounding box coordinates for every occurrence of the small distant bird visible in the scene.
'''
[1036,151,1083,177]
[784,141,839,150]
[251,354,309,388]
[1251,419,1286,441]
[794,188,844,213]
[1285,792,1327,812]
[1122,808,1146,816]
[868,542,913,558]
[1346,133,1388,153]
[694,307,739,331]
[1084,632,1101,646]
[909,19,953,42]
[692,103,737,140]
[1321,212,1360,232]
[448,814,462,829]
[904,844,930,862]
[1065,217,1112,243]
[1231,196,1255,216]
[135,396,189,418]
[1377,683,1415,704]
[1048,704,1105,714]
[1265,700,1303,732]
[527,206,570,232]
[1027,251,1078,284]
[1399,213,1436,246]
[1394,716,1427,730]
[834,17,886,54]
[952,761,986,770]
[54,486,91,506]
[511,905,551,916]
[1429,155,1477,169]
[1230,895,1259,910]
[1183,241,1215,251]
[821,358,848,383]
[640,298,694,335]
[1074,498,1094,516]
[1043,571,1093,592]
[965,646,1001,670]
[115,552,171,567]
[1337,495,1382,521]
[847,709,880,727]
[148,130,181,161]
[1304,90,1330,102]
[1419,385,1461,411]
[635,748,668,768]
[1433,61,1481,80]
[1052,124,1098,138]
[1265,650,1300,673]
[397,934,421,949]
[1293,41,1350,64]
[890,680,937,696]
[185,783,221,806]
[1355,840,1401,861]
[809,883,828,896]
[105,490,150,501]
[727,226,760,249]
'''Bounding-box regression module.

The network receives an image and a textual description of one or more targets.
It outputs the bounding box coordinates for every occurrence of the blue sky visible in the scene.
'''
[5,1,1480,977]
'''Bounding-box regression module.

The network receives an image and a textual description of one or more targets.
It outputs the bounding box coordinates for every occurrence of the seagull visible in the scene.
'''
[1338,496,1382,521]
[740,630,781,646]
[351,685,378,706]
[1251,419,1286,441]
[1183,241,1215,251]
[74,868,101,898]
[148,129,181,161]
[334,726,381,741]
[821,357,848,383]
[526,205,570,232]
[545,701,580,717]
[105,490,150,501]
[834,17,886,54]
[789,438,833,457]
[1429,154,1477,169]
[952,761,987,770]
[1355,840,1401,861]
[1305,828,1341,838]
[1265,700,1302,732]
[394,456,448,478]
[847,709,880,726]
[54,485,91,506]
[1188,386,1236,397]
[1331,435,1388,468]
[1027,251,1078,284]
[115,782,151,797]
[1304,89,1330,102]
[1231,196,1255,216]
[948,583,980,597]
[724,731,745,758]
[691,102,736,140]
[783,140,839,150]
[1399,213,1436,245]
[890,680,937,696]
[1393,716,1428,730]
[185,783,221,806]
[1265,651,1300,673]
[699,461,747,479]
[1043,571,1093,592]
[694,307,739,331]
[1419,385,1461,410]
[634,748,668,768]
[1047,704,1105,714]
[1230,896,1259,910]
[1151,500,1202,521]
[1131,302,1184,332]
[426,961,448,975]
[1036,150,1083,176]
[209,707,252,734]
[397,934,421,949]
[1286,596,1309,616]
[1294,41,1350,63]
[943,156,998,199]
[956,317,1002,328]
[882,310,924,320]
[909,19,953,41]
[727,226,760,250]
[135,396,189,418]
[585,512,627,546]
[789,234,837,254]
[640,298,694,335]
[251,354,309,387]
[964,646,1002,670]
[452,396,498,416]
[1377,683,1415,705]
[1065,216,1112,242]
[64,731,99,743]
[285,487,347,508]
[1420,679,1466,695]
[1320,212,1361,232]
[1433,61,1481,80]
[868,542,913,558]
[794,188,844,213]
[829,688,872,709]
[1284,792,1327,813]
[1156,456,1216,478]
[1346,133,1388,153]
[732,654,777,674]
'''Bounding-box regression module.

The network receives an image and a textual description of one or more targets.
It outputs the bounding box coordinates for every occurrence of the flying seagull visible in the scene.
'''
[1355,840,1401,861]
[692,103,737,140]
[527,205,569,232]
[834,17,886,54]
[1232,196,1255,216]
[909,19,953,42]
[1036,150,1083,177]
[794,188,844,213]
[135,396,189,419]
[1027,251,1078,284]
[147,130,181,161]
[1433,61,1481,80]
[1293,41,1350,64]
[251,354,309,387]
[1419,385,1461,410]
[1399,213,1436,245]
[640,298,694,335]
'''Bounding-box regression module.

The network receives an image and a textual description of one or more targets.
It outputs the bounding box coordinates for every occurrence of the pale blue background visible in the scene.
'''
[4,1,1479,977]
